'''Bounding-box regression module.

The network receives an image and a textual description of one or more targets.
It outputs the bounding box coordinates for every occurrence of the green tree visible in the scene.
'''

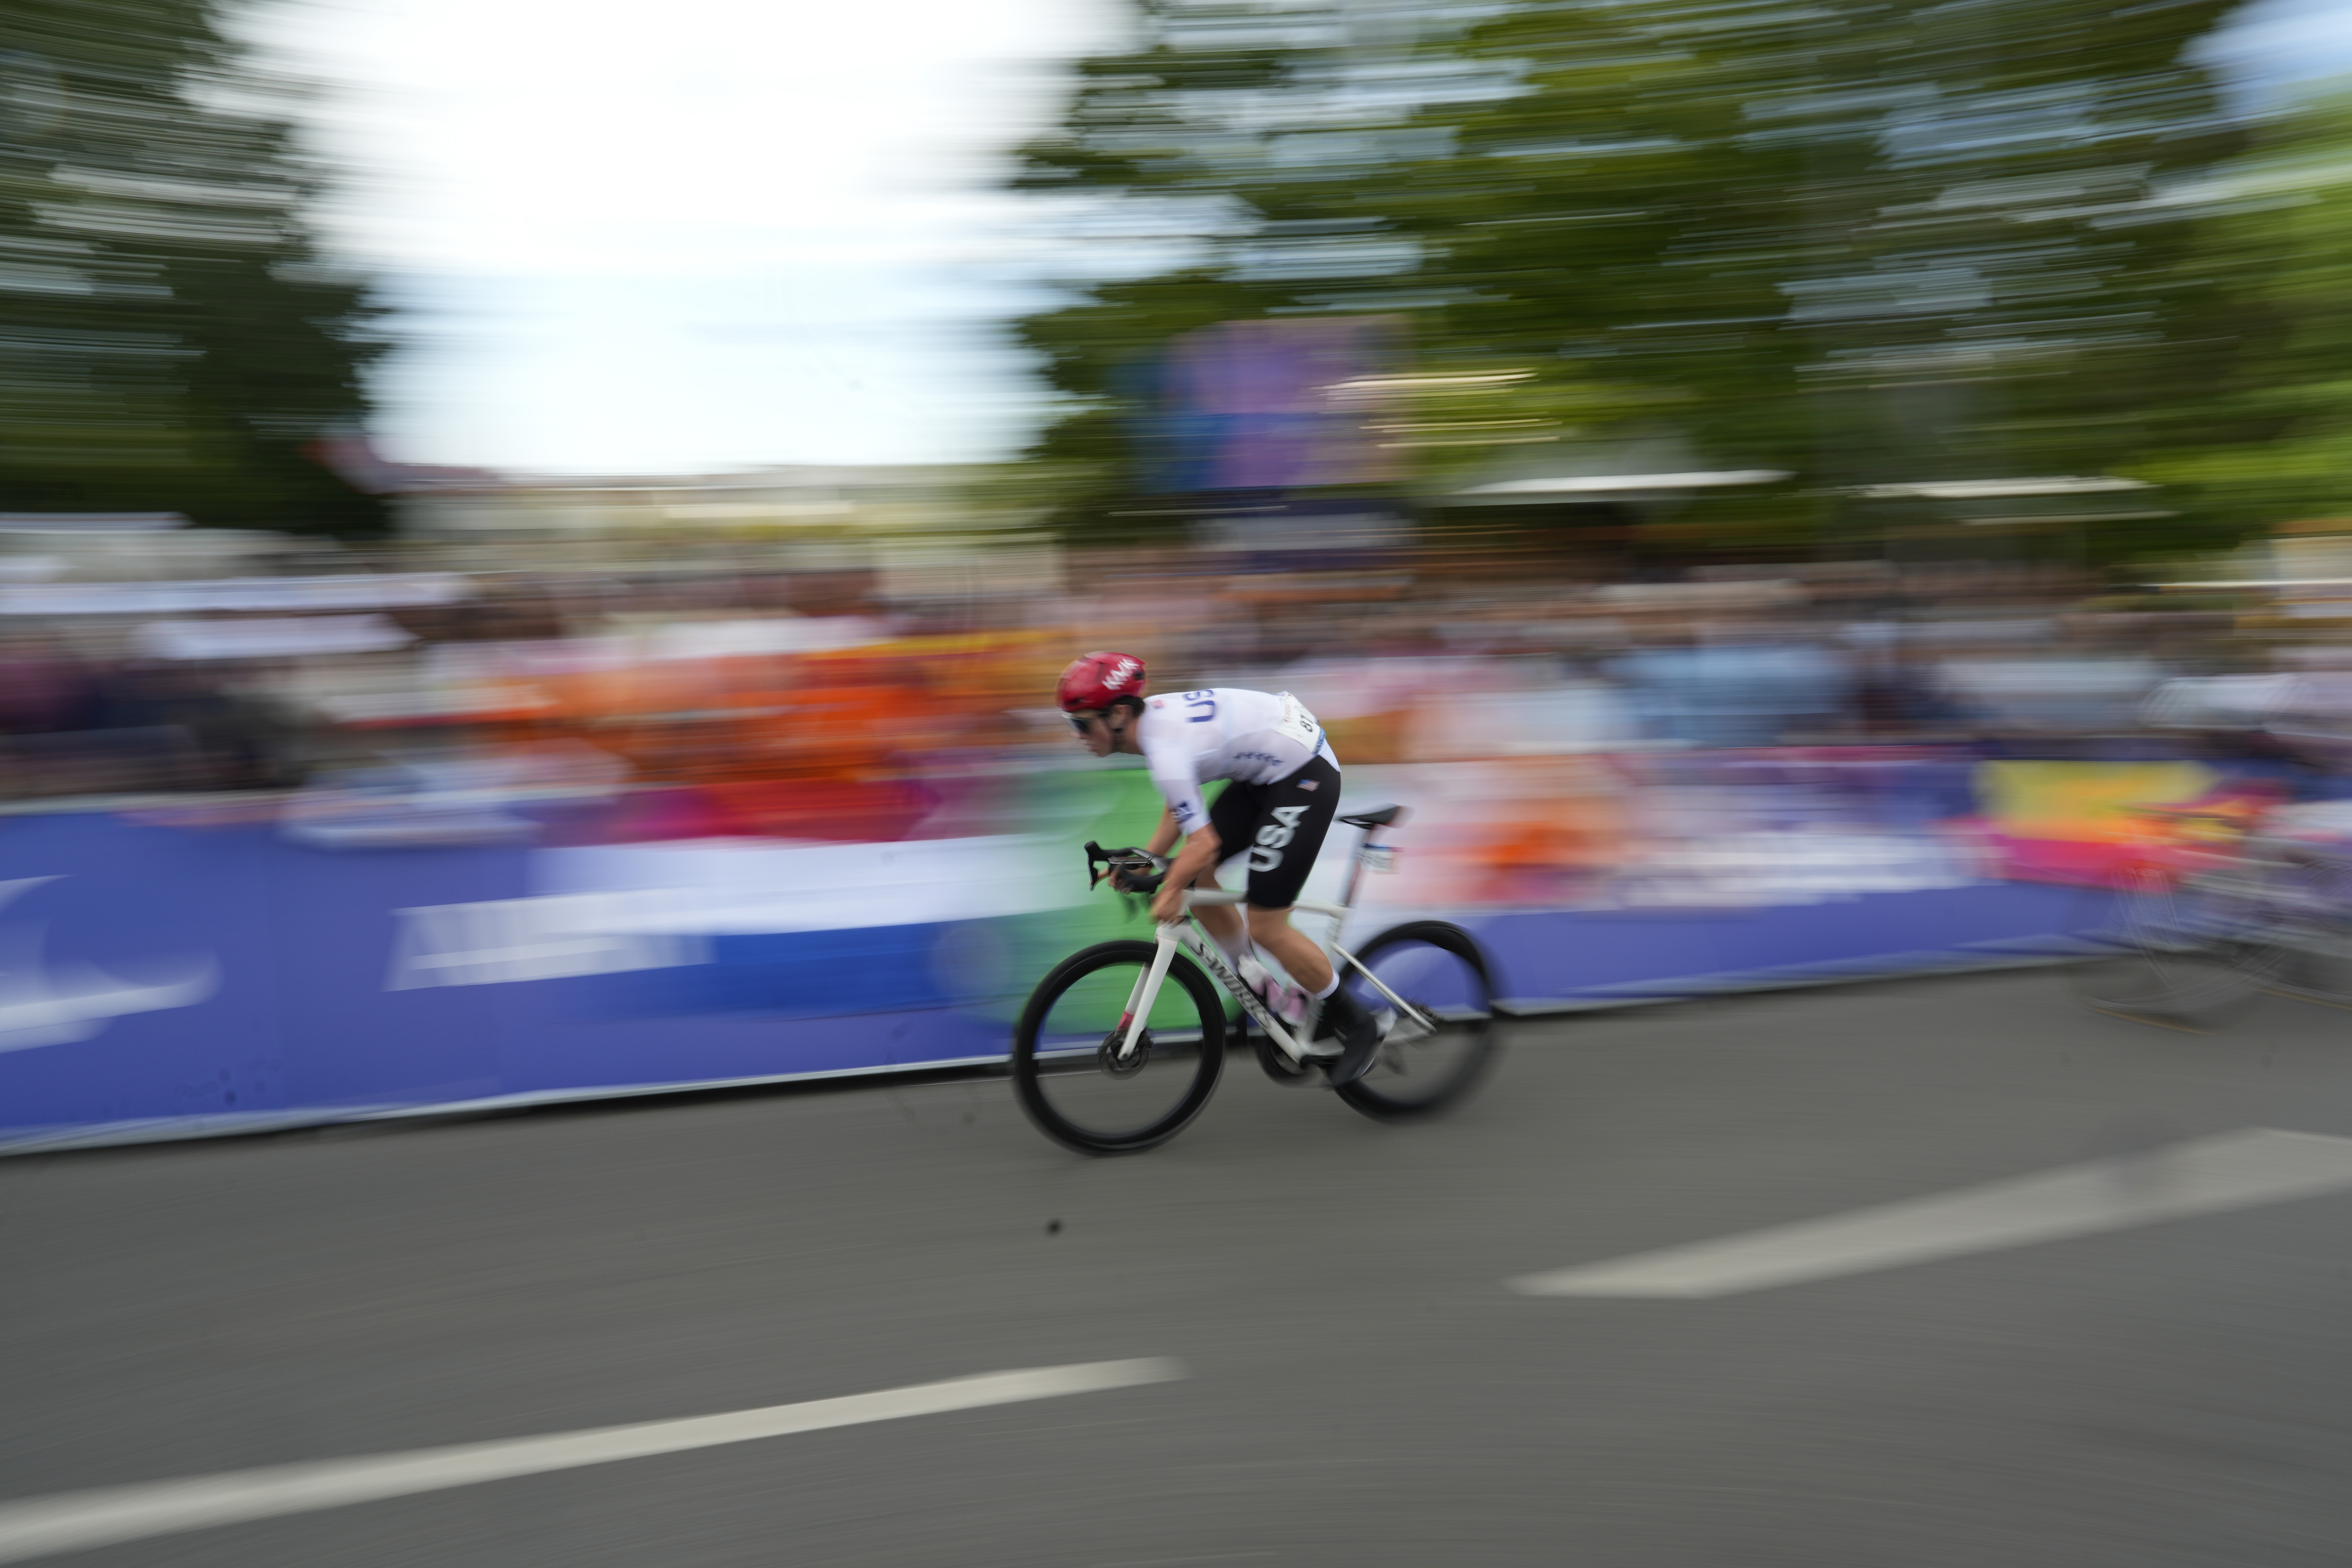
[0,1,386,534]
[2131,86,2352,537]
[1011,0,2251,558]
[1007,0,1524,530]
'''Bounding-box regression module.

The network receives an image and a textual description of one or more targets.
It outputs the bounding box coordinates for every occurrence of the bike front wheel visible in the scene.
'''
[1333,921,1499,1122]
[1012,940,1226,1155]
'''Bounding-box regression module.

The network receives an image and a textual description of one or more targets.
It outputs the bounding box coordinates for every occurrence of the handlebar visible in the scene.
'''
[1085,840,1168,895]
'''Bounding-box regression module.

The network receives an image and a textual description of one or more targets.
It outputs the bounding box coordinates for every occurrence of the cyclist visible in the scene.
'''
[1056,650,1380,1083]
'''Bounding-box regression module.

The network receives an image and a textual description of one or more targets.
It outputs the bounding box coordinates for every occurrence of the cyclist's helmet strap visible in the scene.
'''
[1057,651,1148,713]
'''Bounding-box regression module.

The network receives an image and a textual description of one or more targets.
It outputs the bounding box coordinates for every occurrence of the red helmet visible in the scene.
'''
[1057,650,1147,712]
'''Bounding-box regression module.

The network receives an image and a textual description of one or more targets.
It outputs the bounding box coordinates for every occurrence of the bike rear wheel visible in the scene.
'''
[1013,940,1226,1155]
[1333,921,1498,1121]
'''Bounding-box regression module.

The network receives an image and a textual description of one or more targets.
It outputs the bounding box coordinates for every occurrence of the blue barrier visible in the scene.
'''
[0,808,2093,1153]
[1466,881,2084,1006]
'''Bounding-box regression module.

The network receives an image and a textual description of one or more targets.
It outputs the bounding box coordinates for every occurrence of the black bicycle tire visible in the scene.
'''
[1012,940,1226,1155]
[1334,920,1499,1122]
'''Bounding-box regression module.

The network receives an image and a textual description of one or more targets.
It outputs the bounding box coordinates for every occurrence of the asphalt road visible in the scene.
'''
[5,969,2352,1566]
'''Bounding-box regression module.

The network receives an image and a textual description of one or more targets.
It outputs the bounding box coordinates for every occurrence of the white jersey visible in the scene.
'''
[1136,687,1339,835]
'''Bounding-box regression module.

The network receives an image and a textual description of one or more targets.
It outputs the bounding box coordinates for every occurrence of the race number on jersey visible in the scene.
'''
[1271,693,1321,754]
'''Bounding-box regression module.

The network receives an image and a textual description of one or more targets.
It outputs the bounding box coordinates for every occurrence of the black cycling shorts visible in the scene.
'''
[1205,753,1341,910]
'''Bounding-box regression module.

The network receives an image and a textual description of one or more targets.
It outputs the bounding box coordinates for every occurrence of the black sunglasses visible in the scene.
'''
[1067,711,1101,735]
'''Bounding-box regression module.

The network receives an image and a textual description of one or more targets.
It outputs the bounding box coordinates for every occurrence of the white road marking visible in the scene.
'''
[0,1358,1184,1565]
[1509,1127,2352,1299]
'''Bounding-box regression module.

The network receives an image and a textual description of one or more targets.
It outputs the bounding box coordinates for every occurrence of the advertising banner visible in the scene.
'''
[0,754,2130,1153]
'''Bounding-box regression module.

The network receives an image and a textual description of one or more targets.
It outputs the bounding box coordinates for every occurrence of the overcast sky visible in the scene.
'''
[251,0,2352,480]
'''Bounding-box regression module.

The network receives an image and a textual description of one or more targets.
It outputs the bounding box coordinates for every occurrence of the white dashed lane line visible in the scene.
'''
[0,1358,1186,1566]
[1510,1127,2352,1299]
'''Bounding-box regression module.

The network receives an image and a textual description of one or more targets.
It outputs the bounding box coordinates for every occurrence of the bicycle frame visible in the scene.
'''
[1104,838,1437,1069]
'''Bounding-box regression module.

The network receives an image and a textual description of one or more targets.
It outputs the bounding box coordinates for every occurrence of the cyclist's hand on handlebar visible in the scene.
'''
[1089,843,1167,894]
[1106,849,1169,895]
[1149,878,1185,925]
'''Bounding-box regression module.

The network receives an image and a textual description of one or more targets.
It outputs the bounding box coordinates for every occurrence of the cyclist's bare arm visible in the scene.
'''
[1141,807,1228,924]
[1163,825,1221,890]
[1152,823,1225,923]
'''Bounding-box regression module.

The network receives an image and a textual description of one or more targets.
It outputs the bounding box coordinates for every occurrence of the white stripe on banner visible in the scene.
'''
[531,834,1078,934]
[0,1359,1185,1565]
[386,834,1085,988]
[1509,1128,2352,1298]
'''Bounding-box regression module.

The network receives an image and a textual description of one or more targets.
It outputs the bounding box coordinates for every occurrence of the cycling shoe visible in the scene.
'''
[1319,987,1382,1087]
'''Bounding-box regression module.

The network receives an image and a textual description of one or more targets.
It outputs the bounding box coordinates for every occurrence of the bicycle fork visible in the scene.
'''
[1110,926,1183,1064]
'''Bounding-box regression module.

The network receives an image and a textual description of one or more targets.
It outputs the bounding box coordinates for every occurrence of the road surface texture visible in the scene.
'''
[4,969,2351,1566]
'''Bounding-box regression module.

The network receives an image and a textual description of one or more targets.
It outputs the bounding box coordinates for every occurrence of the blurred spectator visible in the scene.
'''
[0,630,99,736]
[1608,622,1856,749]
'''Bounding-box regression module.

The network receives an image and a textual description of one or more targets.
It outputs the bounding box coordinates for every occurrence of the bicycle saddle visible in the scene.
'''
[1339,804,1407,830]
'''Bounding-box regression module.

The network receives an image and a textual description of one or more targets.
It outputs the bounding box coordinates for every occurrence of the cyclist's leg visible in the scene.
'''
[1236,755,1380,1078]
[1188,867,1246,954]
[1235,755,1342,993]
[1248,906,1332,993]
[1197,780,1267,962]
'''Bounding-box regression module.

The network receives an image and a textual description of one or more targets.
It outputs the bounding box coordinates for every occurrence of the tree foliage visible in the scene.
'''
[2131,88,2352,535]
[1010,0,2252,558]
[0,0,386,533]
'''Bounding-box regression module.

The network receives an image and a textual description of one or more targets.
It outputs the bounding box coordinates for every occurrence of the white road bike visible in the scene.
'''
[1012,805,1500,1155]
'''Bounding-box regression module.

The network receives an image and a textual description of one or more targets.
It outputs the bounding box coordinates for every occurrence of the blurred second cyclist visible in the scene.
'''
[1056,651,1379,1083]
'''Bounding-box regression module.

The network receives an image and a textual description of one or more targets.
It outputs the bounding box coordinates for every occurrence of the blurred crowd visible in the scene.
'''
[3,533,2340,847]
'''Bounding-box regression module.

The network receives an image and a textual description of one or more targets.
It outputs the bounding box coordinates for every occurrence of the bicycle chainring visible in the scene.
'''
[1252,1032,1315,1084]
